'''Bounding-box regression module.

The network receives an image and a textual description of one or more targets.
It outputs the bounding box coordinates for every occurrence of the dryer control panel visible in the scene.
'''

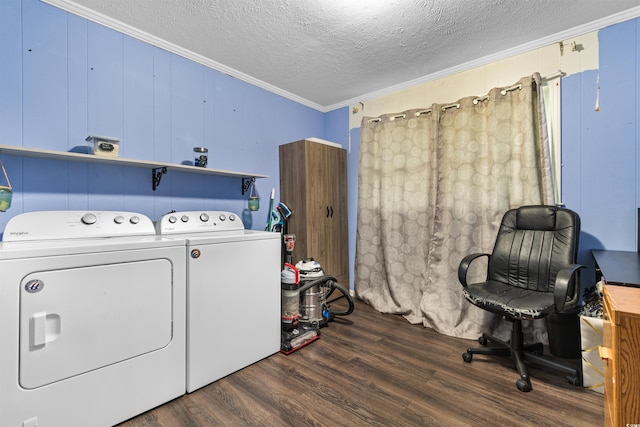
[156,211,245,235]
[3,211,156,241]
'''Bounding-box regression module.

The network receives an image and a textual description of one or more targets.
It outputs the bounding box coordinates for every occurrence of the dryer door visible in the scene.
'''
[19,259,172,389]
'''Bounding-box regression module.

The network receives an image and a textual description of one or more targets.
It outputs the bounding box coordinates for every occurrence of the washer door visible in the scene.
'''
[19,259,172,389]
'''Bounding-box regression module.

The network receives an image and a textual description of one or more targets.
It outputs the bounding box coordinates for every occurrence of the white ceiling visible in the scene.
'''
[44,0,640,111]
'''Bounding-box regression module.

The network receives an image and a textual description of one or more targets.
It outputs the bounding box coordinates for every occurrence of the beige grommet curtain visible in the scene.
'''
[355,73,553,340]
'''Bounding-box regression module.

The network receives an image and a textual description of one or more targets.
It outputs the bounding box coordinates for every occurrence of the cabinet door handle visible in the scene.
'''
[330,206,334,217]
[326,206,330,217]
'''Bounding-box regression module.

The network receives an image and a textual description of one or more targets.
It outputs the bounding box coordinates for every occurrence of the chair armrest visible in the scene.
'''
[458,253,490,288]
[553,263,586,311]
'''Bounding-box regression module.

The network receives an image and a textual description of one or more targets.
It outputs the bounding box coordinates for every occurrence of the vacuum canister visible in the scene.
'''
[296,258,325,326]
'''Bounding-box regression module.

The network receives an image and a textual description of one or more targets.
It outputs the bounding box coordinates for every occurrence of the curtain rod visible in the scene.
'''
[542,70,566,81]
[500,83,522,96]
[366,71,564,124]
[473,95,489,105]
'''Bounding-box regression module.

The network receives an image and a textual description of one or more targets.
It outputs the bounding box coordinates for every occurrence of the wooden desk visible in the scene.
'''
[592,251,640,425]
[592,250,640,286]
[600,285,640,427]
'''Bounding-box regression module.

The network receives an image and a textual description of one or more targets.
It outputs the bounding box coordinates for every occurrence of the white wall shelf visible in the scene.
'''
[0,144,268,192]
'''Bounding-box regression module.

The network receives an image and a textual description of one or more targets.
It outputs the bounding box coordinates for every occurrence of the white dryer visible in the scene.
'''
[156,211,280,393]
[0,211,186,427]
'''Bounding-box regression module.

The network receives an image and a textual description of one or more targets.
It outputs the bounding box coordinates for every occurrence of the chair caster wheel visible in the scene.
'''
[478,336,488,346]
[516,378,532,392]
[566,375,581,386]
[462,352,473,363]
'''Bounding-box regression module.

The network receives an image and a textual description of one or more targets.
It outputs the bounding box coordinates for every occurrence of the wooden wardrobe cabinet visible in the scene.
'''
[279,139,349,286]
[600,285,640,427]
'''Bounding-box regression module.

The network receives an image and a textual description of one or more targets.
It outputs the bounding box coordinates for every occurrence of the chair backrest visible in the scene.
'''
[488,205,580,293]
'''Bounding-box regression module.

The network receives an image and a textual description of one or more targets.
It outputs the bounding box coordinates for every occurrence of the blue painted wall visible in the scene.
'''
[561,17,639,279]
[0,0,332,234]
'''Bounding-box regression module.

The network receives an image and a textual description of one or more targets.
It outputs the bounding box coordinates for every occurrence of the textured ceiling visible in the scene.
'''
[45,0,640,111]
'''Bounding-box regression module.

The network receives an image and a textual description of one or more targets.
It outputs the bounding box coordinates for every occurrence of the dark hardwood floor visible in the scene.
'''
[119,298,603,426]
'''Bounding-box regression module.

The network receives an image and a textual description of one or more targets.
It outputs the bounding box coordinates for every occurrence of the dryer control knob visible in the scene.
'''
[81,213,97,225]
[218,213,226,221]
[229,214,236,221]
[168,216,177,224]
[181,215,189,223]
[114,215,125,224]
[200,213,210,222]
[130,216,140,224]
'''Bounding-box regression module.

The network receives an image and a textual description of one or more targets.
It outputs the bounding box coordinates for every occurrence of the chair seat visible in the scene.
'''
[462,281,555,320]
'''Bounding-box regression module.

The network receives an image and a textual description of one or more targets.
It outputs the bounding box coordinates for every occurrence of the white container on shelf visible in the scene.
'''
[86,135,120,158]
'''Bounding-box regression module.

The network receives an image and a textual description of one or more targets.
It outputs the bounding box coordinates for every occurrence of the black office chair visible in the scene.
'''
[458,205,584,392]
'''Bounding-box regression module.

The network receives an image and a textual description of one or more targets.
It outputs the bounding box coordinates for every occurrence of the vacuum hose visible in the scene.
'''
[298,275,355,317]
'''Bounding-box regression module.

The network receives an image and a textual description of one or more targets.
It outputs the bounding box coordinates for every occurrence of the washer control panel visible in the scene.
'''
[156,211,244,235]
[3,211,156,241]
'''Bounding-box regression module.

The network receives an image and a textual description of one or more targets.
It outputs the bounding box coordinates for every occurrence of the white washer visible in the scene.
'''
[0,211,186,427]
[156,211,280,393]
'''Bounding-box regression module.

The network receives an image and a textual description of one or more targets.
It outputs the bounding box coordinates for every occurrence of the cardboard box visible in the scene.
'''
[579,315,604,394]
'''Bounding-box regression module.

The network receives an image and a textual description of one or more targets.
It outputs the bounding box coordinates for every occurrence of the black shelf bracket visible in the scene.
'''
[152,167,168,191]
[242,176,255,195]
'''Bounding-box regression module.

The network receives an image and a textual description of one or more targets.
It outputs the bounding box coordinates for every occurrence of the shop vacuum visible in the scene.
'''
[296,258,354,326]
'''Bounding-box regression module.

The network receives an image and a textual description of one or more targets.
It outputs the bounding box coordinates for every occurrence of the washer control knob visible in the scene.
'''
[168,216,177,224]
[181,215,189,223]
[229,214,236,221]
[130,216,140,224]
[200,213,210,222]
[81,213,97,225]
[218,213,226,221]
[114,215,125,224]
